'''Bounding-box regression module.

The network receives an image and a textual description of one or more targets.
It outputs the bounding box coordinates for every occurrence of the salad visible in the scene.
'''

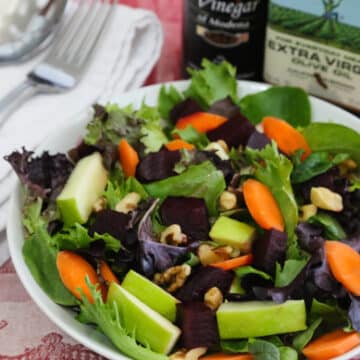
[5,59,360,360]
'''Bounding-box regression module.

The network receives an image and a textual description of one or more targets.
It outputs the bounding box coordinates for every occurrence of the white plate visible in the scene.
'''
[7,81,360,360]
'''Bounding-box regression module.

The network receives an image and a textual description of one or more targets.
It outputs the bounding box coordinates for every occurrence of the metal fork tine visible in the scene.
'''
[75,0,114,66]
[65,0,102,63]
[50,0,90,57]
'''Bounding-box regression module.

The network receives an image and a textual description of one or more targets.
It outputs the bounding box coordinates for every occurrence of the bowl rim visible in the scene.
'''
[6,79,360,360]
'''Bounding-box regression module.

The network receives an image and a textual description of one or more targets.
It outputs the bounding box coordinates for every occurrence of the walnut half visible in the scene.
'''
[154,264,191,293]
[170,347,207,360]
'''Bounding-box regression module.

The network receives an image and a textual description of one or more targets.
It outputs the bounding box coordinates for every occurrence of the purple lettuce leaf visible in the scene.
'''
[136,199,189,277]
[246,131,271,150]
[177,301,219,349]
[4,148,73,199]
[175,266,234,302]
[296,222,324,253]
[349,295,360,332]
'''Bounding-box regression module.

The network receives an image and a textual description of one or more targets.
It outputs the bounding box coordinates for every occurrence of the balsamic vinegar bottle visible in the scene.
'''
[182,0,268,80]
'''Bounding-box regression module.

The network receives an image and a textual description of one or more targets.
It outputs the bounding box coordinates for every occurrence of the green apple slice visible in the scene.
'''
[107,283,181,354]
[217,300,307,339]
[57,152,108,226]
[209,216,256,252]
[122,270,179,322]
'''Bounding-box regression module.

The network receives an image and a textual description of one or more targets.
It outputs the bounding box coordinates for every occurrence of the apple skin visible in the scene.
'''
[209,216,256,252]
[57,152,108,226]
[107,282,181,354]
[217,300,307,339]
[122,270,179,322]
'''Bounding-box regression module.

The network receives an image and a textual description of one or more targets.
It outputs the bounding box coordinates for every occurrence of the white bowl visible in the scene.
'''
[7,81,360,359]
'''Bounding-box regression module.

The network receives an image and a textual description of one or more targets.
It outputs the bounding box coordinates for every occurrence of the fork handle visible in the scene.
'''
[0,80,40,127]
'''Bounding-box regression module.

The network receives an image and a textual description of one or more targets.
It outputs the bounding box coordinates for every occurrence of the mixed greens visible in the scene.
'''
[5,59,360,360]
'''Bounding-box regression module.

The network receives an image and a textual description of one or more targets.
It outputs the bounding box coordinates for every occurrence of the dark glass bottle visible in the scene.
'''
[182,0,268,80]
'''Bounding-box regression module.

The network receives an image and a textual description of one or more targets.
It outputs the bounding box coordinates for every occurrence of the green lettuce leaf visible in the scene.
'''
[221,339,249,353]
[275,259,308,287]
[303,123,360,164]
[293,318,322,352]
[104,175,148,210]
[172,125,209,149]
[291,152,349,184]
[184,59,238,109]
[308,213,347,240]
[239,86,311,126]
[235,266,272,281]
[145,161,226,216]
[246,143,299,257]
[22,199,77,306]
[248,339,280,360]
[78,279,168,360]
[53,223,122,252]
[158,85,184,122]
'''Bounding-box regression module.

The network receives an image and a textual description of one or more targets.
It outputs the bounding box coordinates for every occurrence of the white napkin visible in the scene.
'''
[0,0,163,241]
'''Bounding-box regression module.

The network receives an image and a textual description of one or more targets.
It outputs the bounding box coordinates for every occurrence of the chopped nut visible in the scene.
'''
[310,187,343,212]
[219,190,237,210]
[92,197,107,212]
[115,192,141,214]
[160,224,188,246]
[170,347,207,360]
[154,265,191,293]
[217,140,229,153]
[299,204,317,221]
[204,287,223,311]
[204,142,229,160]
[198,244,232,265]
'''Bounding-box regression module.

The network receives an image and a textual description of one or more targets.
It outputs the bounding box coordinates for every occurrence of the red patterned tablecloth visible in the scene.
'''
[0,1,182,358]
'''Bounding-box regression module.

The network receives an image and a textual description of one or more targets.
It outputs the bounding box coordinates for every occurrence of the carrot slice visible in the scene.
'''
[242,178,284,231]
[325,241,360,296]
[262,116,311,160]
[165,139,195,151]
[176,112,227,133]
[211,254,253,271]
[200,353,254,360]
[302,329,360,360]
[118,139,139,178]
[99,260,120,285]
[56,251,99,303]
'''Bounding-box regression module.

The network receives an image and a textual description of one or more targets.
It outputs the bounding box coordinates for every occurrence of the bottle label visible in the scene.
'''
[264,1,360,111]
[193,0,263,48]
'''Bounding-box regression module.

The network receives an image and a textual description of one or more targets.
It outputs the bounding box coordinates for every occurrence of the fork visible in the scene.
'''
[0,0,114,126]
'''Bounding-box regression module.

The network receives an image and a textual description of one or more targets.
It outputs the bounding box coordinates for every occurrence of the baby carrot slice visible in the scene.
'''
[211,254,253,271]
[165,139,195,151]
[99,260,120,285]
[262,116,311,160]
[200,353,254,360]
[325,240,360,296]
[302,329,360,360]
[56,251,99,303]
[242,178,284,232]
[118,139,139,178]
[176,112,227,133]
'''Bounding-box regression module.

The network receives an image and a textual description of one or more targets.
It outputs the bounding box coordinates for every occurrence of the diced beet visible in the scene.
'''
[136,149,181,183]
[89,209,130,240]
[160,197,209,241]
[208,96,241,118]
[177,302,219,349]
[170,98,203,124]
[176,266,234,302]
[252,229,287,274]
[246,131,271,150]
[207,114,255,148]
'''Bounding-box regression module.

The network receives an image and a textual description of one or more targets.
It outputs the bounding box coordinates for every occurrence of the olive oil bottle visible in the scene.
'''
[182,0,269,80]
